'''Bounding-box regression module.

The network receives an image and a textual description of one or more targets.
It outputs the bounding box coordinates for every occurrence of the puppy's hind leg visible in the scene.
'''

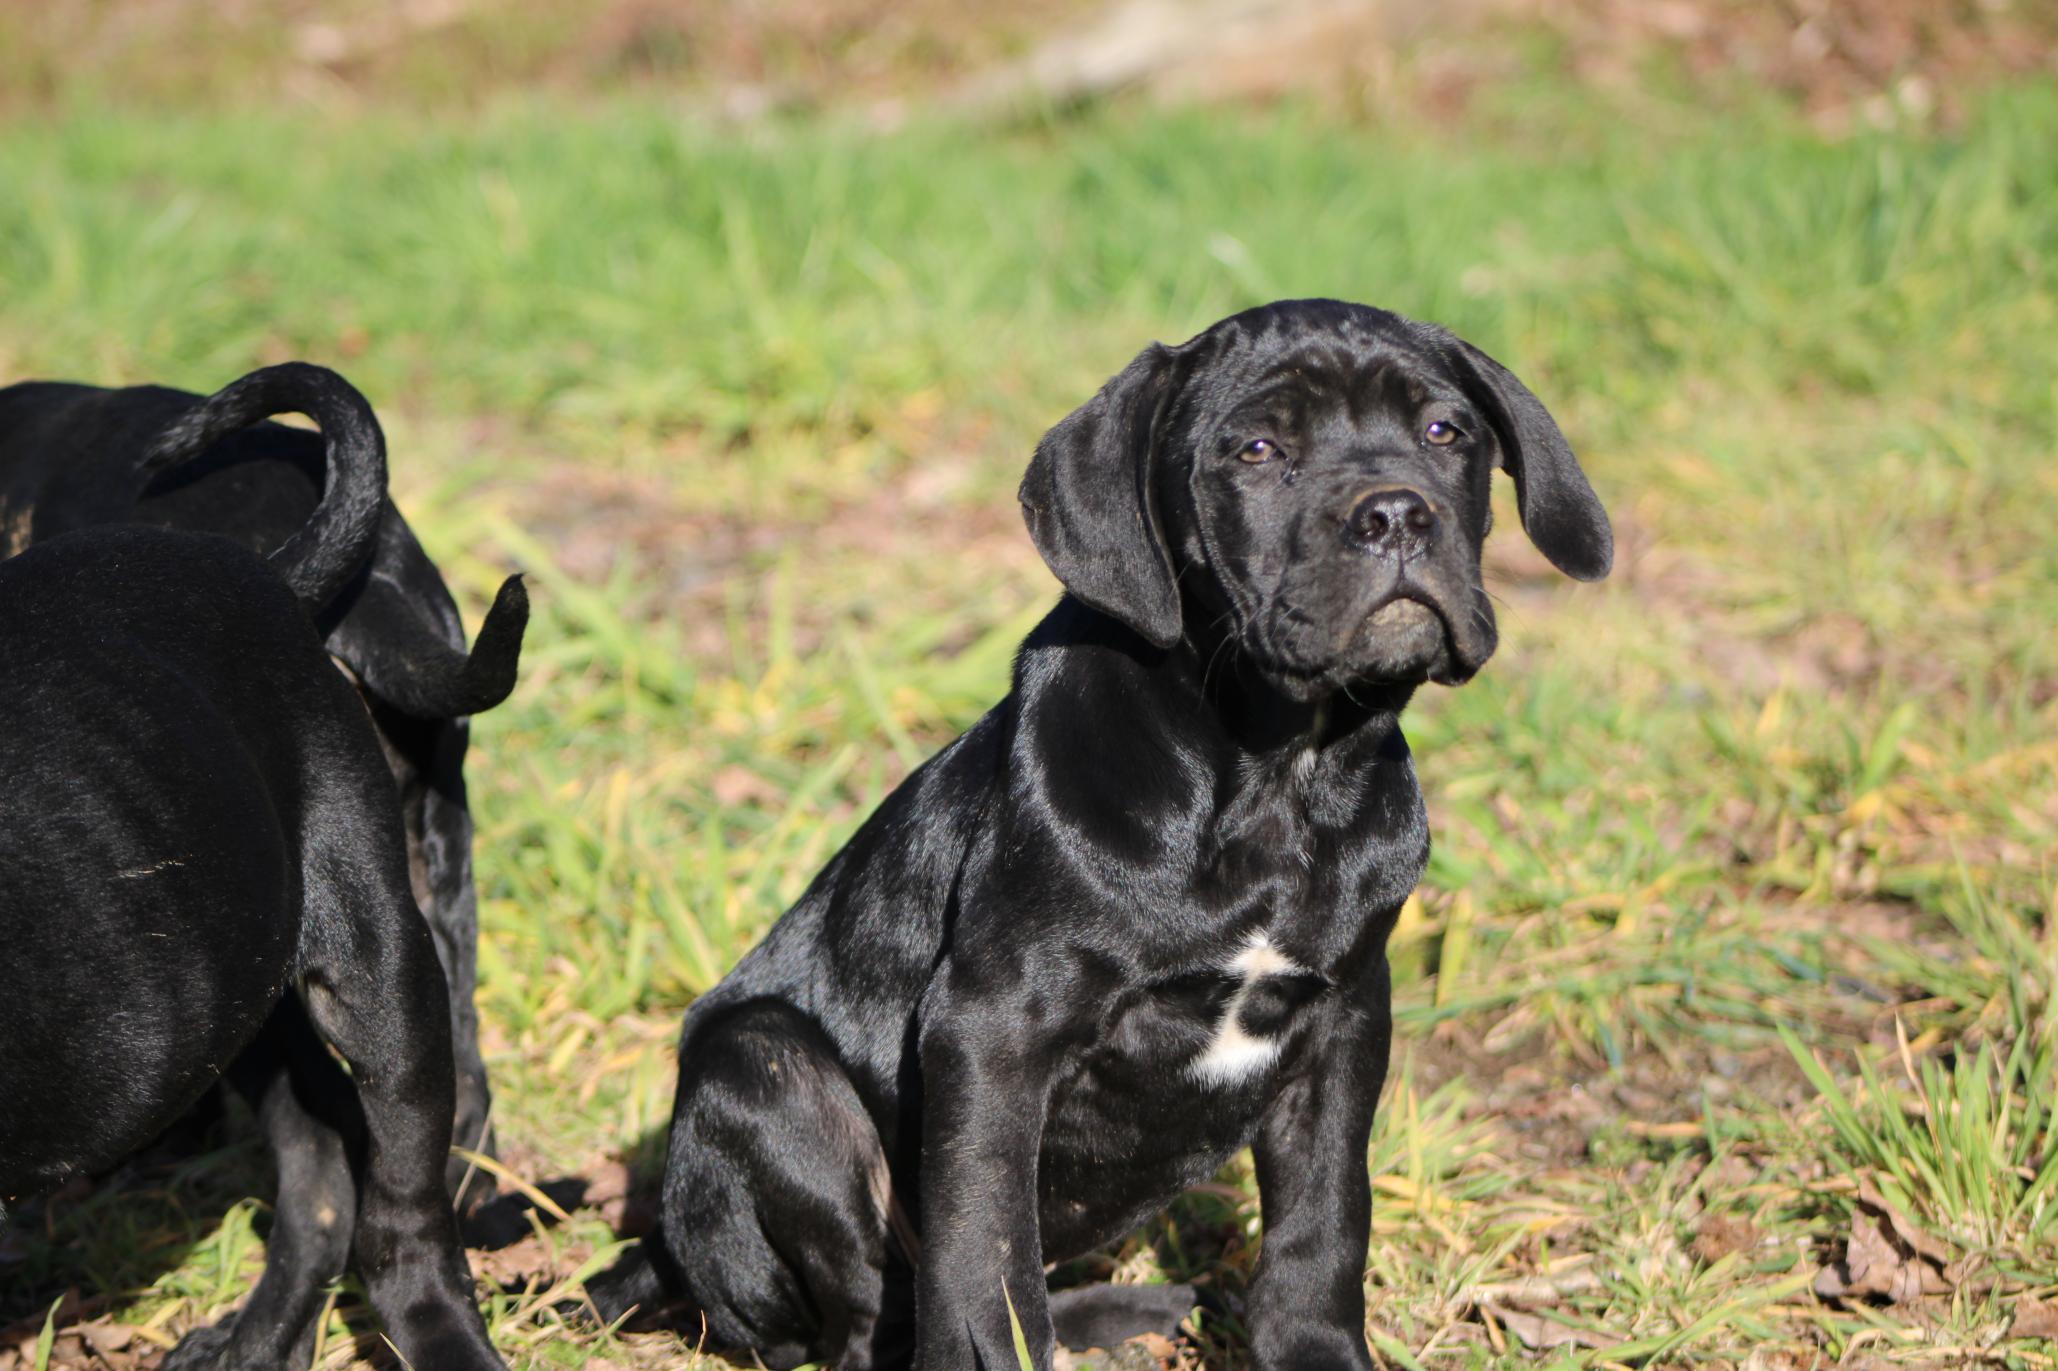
[419,723,497,1211]
[593,999,911,1371]
[373,703,498,1212]
[296,780,505,1371]
[163,1005,360,1371]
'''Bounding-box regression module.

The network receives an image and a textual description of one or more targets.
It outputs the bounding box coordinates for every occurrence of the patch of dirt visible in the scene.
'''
[1486,495,1848,697]
[1531,0,2058,132]
[1398,1014,1812,1169]
[550,0,1097,109]
[486,427,1044,667]
[944,0,2057,132]
[14,0,2053,122]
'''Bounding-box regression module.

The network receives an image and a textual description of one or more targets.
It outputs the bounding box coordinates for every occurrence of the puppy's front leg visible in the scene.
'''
[1246,963,1393,1371]
[915,966,1061,1371]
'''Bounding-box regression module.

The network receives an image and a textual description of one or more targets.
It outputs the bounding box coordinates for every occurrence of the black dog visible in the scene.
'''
[0,364,520,1370]
[589,299,1612,1369]
[0,369,510,1205]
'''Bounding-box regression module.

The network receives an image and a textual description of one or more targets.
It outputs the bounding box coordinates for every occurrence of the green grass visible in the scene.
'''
[1,68,2055,1370]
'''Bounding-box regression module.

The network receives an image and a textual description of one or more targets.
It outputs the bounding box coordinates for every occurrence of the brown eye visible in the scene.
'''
[1239,438,1279,463]
[1424,421,1460,446]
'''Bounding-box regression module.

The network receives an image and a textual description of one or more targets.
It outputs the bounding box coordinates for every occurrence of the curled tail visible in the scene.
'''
[367,571,530,720]
[141,363,527,720]
[142,362,385,613]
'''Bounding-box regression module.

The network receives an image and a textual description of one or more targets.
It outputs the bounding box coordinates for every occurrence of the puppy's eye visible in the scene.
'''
[1238,438,1280,464]
[1424,421,1461,446]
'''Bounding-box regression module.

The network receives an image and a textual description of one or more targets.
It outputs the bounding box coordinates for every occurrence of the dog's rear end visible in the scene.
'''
[0,364,517,1369]
[0,366,520,1204]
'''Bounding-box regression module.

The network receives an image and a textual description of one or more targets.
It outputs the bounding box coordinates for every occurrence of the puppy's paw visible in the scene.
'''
[579,1246,676,1329]
[161,1316,238,1371]
[1249,1332,1374,1371]
[1049,1283,1198,1352]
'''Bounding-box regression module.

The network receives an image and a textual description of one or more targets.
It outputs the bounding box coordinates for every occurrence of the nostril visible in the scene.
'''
[1347,488,1436,548]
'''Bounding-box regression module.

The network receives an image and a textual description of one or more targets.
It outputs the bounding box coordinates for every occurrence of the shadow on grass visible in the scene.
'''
[0,1091,261,1339]
[0,1086,592,1365]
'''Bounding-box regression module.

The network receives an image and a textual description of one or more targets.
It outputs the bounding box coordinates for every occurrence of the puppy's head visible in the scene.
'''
[1020,299,1612,700]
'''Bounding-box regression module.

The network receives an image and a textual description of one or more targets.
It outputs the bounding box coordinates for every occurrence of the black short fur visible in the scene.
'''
[0,365,520,1368]
[591,300,1612,1370]
[0,364,521,1205]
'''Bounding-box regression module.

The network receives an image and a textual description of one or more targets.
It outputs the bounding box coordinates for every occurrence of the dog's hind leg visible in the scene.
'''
[163,1006,360,1371]
[293,775,505,1371]
[366,700,499,1214]
[590,998,912,1371]
[418,723,497,1209]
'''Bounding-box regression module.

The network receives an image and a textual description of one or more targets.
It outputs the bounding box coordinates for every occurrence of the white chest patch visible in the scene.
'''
[1190,934,1307,1087]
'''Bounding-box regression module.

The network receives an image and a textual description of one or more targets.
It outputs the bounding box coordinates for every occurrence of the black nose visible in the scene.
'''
[1345,487,1437,557]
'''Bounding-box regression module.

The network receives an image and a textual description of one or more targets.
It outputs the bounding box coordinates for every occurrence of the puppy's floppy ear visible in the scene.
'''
[1450,340,1613,581]
[1019,343,1185,647]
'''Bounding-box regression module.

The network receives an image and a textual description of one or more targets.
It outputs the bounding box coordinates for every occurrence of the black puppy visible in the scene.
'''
[0,364,520,1370]
[591,299,1612,1370]
[0,370,510,1204]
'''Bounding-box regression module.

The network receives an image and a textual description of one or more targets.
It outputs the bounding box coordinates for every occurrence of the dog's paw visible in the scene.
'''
[1249,1334,1374,1371]
[161,1317,238,1371]
[1049,1283,1199,1352]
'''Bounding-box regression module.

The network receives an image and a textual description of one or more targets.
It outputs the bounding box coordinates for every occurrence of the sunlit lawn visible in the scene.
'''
[1,72,2054,1368]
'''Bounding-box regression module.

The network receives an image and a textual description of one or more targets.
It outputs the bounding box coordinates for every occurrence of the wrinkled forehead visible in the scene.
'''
[1176,316,1467,434]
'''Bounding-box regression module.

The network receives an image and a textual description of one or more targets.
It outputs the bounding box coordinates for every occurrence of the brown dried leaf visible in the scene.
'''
[79,1322,133,1354]
[1491,1306,1609,1350]
[2011,1295,2058,1340]
[1855,1178,1956,1267]
[1812,1210,1948,1304]
[1462,1264,1604,1308]
[1133,1331,1179,1362]
[1692,1213,1763,1264]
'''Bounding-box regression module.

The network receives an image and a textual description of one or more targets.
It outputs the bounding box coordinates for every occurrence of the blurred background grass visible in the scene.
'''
[1,2,2055,1368]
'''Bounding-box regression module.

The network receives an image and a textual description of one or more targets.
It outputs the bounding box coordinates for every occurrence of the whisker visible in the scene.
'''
[1201,623,1240,697]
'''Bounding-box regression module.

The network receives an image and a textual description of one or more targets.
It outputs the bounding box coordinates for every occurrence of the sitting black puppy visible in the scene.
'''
[590,299,1613,1370]
[0,365,521,1371]
[0,370,512,1205]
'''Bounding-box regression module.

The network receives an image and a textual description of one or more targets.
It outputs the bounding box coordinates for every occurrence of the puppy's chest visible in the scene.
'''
[1182,931,1326,1085]
[1052,742,1426,1107]
[1111,775,1424,1090]
[1067,930,1331,1119]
